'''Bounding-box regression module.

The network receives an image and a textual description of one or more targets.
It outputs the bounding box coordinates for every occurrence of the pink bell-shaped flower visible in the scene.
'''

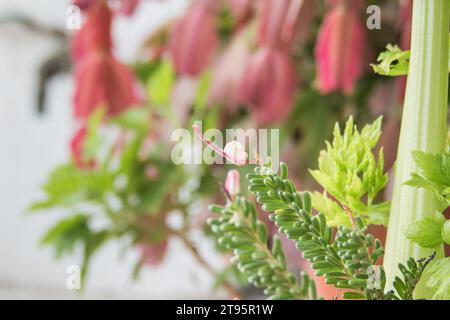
[74,52,140,119]
[168,0,218,76]
[208,32,251,111]
[72,1,140,119]
[239,47,296,124]
[315,0,365,94]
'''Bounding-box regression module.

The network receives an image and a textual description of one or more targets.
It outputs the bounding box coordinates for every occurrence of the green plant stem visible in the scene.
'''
[169,228,241,299]
[383,0,449,297]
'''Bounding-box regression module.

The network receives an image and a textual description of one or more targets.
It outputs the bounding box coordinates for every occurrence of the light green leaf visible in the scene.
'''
[146,59,175,106]
[194,70,212,110]
[404,211,446,248]
[84,107,106,160]
[422,257,450,300]
[405,150,450,210]
[442,220,450,245]
[309,116,389,225]
[41,214,91,258]
[110,107,150,133]
[30,164,112,211]
[371,44,410,76]
[309,192,351,227]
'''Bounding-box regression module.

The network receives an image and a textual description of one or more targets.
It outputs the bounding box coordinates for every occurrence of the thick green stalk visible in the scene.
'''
[383,0,449,296]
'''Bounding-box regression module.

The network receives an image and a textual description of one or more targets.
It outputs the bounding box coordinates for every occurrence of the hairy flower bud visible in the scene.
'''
[225,169,241,198]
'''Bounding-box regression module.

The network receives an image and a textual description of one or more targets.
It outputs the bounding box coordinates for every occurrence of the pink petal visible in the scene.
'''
[225,169,241,198]
[169,4,218,76]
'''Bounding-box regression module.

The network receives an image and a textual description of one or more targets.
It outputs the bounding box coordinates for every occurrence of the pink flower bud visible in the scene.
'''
[208,32,251,111]
[224,141,248,166]
[315,0,365,94]
[225,169,241,198]
[169,1,218,76]
[258,0,291,48]
[239,47,296,124]
[226,0,254,25]
[192,124,248,165]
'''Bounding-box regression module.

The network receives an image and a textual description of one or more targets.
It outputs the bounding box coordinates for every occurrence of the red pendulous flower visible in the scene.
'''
[168,0,218,76]
[72,0,140,119]
[72,0,113,61]
[74,52,140,119]
[73,0,141,16]
[315,0,365,94]
[239,47,296,124]
[258,0,291,48]
[208,32,251,111]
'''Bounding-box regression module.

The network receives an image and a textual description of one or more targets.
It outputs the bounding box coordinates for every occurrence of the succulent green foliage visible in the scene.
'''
[405,150,450,211]
[404,211,448,248]
[386,254,436,300]
[208,197,318,300]
[421,257,450,300]
[371,44,410,76]
[248,161,385,299]
[309,117,389,226]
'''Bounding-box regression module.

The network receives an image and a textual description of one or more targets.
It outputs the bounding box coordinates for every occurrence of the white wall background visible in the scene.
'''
[0,0,225,299]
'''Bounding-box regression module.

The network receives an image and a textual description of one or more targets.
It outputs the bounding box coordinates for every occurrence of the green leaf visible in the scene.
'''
[41,215,91,258]
[208,197,317,300]
[247,162,385,299]
[405,150,450,210]
[309,116,389,225]
[194,70,212,110]
[84,107,106,160]
[422,257,450,300]
[42,213,111,286]
[309,192,350,227]
[441,220,450,245]
[80,229,110,286]
[110,107,150,133]
[146,59,175,106]
[29,163,112,211]
[138,163,179,213]
[29,164,112,211]
[391,256,434,300]
[371,44,410,76]
[404,212,446,248]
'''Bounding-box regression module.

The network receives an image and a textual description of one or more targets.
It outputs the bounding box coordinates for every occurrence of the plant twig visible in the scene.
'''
[172,230,241,299]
